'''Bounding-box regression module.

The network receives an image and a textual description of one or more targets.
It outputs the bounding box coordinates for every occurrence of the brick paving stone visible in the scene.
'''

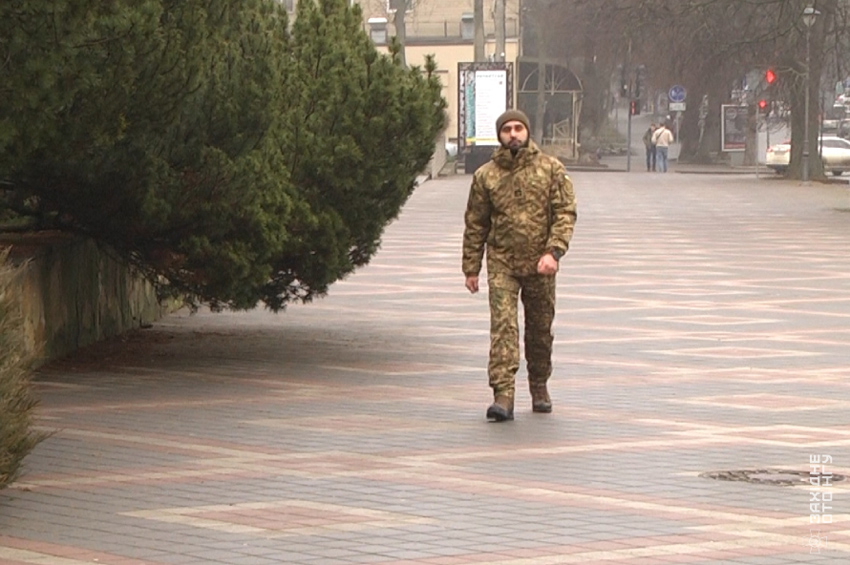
[2,171,849,564]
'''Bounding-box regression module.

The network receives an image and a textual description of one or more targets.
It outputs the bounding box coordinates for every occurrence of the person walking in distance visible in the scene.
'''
[652,122,674,172]
[642,123,657,171]
[462,109,578,422]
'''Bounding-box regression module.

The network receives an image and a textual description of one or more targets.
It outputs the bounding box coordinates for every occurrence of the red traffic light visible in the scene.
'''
[765,69,776,84]
[758,99,767,109]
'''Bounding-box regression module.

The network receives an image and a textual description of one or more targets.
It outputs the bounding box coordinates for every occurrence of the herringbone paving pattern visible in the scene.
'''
[2,171,849,564]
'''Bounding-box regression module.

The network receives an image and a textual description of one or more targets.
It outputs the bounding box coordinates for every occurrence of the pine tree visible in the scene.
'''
[0,0,445,310]
[264,0,445,309]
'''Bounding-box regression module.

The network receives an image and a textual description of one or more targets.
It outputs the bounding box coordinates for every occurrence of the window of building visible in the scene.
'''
[368,17,388,44]
[460,13,474,40]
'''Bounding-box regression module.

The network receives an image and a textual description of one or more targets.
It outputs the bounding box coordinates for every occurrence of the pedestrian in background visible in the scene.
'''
[462,109,578,422]
[642,123,657,171]
[652,122,675,173]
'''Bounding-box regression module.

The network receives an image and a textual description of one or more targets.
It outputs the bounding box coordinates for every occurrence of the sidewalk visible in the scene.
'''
[2,171,849,564]
[595,108,801,177]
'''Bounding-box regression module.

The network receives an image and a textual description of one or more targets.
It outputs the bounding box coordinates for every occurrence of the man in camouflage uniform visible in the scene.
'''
[462,109,577,422]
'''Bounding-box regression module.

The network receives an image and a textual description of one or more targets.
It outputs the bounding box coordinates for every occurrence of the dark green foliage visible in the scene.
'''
[0,0,445,310]
[0,249,46,488]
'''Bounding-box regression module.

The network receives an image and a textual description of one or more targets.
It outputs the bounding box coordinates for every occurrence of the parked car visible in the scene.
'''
[766,135,850,176]
[821,104,847,134]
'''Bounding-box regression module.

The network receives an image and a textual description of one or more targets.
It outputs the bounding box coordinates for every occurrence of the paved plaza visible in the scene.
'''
[1,170,849,564]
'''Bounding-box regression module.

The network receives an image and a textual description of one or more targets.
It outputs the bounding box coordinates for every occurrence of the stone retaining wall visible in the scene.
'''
[428,133,447,178]
[1,233,169,365]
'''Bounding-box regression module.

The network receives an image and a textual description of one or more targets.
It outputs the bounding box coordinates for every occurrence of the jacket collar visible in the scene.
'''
[492,140,541,170]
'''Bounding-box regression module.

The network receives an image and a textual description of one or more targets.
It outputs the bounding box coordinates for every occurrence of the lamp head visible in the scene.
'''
[802,5,820,28]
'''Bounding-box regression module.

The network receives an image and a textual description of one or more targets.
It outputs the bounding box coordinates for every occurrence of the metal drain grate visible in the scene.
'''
[699,469,845,487]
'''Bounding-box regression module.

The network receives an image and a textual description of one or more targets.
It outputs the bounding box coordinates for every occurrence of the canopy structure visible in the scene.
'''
[517,58,583,160]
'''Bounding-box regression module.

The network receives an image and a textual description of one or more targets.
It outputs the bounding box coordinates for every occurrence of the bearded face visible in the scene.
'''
[499,120,530,154]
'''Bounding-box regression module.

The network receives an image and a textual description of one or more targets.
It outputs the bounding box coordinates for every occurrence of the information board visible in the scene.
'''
[721,104,747,152]
[458,62,514,148]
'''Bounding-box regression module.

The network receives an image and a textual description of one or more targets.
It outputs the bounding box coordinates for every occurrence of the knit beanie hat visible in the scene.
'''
[496,109,530,134]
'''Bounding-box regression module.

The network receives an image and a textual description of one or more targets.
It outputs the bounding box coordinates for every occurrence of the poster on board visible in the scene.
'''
[458,62,514,149]
[721,104,747,152]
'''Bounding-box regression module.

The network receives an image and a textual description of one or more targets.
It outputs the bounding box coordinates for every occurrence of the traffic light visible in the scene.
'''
[634,65,646,99]
[760,68,776,115]
[619,65,628,98]
[630,99,640,116]
[765,68,776,85]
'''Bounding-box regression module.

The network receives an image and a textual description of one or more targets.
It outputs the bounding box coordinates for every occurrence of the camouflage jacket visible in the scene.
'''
[462,141,577,276]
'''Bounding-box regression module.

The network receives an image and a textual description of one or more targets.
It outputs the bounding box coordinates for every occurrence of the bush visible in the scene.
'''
[0,249,45,489]
[579,122,628,157]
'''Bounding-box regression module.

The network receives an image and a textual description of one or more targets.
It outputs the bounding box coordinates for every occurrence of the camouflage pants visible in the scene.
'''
[487,271,556,400]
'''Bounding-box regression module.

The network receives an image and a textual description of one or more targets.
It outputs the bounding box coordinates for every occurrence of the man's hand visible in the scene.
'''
[537,253,559,276]
[465,275,479,293]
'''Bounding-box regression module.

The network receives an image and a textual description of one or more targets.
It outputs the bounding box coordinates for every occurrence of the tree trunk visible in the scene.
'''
[789,6,829,180]
[534,3,548,142]
[392,0,407,68]
[699,78,729,163]
[807,6,829,179]
[679,65,733,164]
[494,0,506,62]
[743,103,757,166]
[582,56,604,136]
[474,0,485,62]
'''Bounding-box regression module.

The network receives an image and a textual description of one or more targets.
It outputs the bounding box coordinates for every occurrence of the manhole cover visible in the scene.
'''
[699,469,845,487]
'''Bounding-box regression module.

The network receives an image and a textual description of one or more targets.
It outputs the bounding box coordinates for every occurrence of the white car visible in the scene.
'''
[766,135,850,176]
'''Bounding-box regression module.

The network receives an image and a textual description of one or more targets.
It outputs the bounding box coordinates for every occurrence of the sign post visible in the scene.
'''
[621,68,633,172]
[668,86,687,154]
[755,104,760,179]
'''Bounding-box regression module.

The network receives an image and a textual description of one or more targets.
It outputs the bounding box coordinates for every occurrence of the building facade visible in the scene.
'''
[282,0,524,146]
[361,0,522,144]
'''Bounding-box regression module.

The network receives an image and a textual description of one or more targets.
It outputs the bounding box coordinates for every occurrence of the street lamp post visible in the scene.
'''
[802,5,819,182]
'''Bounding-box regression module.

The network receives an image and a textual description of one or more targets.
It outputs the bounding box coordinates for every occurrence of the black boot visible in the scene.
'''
[486,395,514,422]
